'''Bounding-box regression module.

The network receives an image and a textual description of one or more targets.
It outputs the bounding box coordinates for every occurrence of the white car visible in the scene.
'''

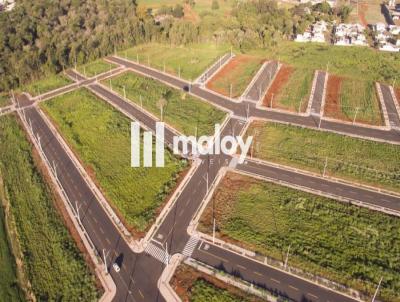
[112,263,120,273]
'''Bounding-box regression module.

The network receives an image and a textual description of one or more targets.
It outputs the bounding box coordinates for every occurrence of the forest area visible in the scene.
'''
[0,0,352,93]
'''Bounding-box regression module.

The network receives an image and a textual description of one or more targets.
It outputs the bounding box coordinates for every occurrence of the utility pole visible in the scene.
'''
[229,84,233,99]
[270,93,274,108]
[52,161,57,179]
[178,66,181,78]
[75,201,82,224]
[284,244,291,269]
[298,98,303,113]
[353,107,359,124]
[164,242,169,265]
[318,116,323,129]
[123,86,126,100]
[246,103,250,120]
[323,157,328,177]
[203,173,209,192]
[140,95,143,108]
[372,277,383,302]
[109,79,112,91]
[102,249,109,274]
[213,218,216,243]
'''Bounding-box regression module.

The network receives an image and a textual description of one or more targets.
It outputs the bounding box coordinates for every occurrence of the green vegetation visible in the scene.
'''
[76,60,117,78]
[246,122,400,192]
[118,43,229,80]
[172,264,264,302]
[273,67,314,112]
[199,172,400,301]
[0,92,11,107]
[191,279,246,302]
[207,55,264,98]
[0,115,98,301]
[247,42,400,83]
[0,205,24,302]
[41,89,187,232]
[336,78,382,125]
[103,72,226,136]
[18,73,72,97]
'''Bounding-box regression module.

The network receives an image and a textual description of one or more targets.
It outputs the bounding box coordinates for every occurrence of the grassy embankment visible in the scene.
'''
[199,172,400,301]
[172,264,264,302]
[76,59,117,78]
[41,89,187,234]
[18,73,72,97]
[246,121,400,192]
[206,55,264,98]
[103,72,226,136]
[0,115,99,301]
[119,43,229,80]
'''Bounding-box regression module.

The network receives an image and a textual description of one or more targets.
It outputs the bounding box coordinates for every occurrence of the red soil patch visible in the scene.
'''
[358,3,368,27]
[183,4,199,23]
[324,75,349,121]
[206,55,265,97]
[395,88,400,106]
[262,64,294,108]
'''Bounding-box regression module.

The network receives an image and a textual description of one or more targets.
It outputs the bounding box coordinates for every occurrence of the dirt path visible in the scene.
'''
[358,3,368,26]
[206,55,263,97]
[324,75,348,121]
[262,65,294,109]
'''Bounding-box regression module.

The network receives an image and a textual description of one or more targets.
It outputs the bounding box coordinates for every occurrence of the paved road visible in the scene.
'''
[16,62,400,302]
[22,107,166,302]
[310,71,327,116]
[243,61,279,102]
[380,84,400,129]
[238,160,400,213]
[197,53,232,84]
[107,56,400,144]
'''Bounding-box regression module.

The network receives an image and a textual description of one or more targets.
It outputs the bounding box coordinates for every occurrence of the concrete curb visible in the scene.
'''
[158,254,183,302]
[376,82,391,128]
[196,52,235,85]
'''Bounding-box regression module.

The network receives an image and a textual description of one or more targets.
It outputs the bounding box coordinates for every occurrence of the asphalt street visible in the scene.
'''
[380,84,400,128]
[107,55,400,144]
[13,59,400,302]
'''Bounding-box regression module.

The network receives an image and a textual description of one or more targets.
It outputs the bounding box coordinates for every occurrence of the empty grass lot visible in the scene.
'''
[0,115,99,301]
[0,205,24,302]
[246,121,400,192]
[0,92,11,107]
[41,89,187,234]
[18,73,72,97]
[103,72,226,136]
[199,172,400,301]
[119,43,229,80]
[247,42,400,83]
[269,67,314,112]
[325,76,383,125]
[172,264,264,302]
[76,59,117,78]
[206,55,264,98]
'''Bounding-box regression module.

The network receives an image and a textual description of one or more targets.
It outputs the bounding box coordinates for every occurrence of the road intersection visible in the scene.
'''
[4,54,400,302]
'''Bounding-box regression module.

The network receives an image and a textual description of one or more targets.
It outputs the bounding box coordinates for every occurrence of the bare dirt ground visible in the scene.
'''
[184,4,200,23]
[324,75,347,121]
[262,64,294,109]
[359,3,369,26]
[206,55,264,97]
[395,88,400,106]
[171,264,263,302]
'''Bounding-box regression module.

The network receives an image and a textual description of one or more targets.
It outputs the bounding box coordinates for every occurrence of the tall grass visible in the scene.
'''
[0,115,99,301]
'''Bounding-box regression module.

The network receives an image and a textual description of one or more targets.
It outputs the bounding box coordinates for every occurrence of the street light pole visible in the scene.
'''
[353,107,359,124]
[372,277,383,302]
[284,244,291,269]
[323,157,328,177]
[102,249,109,274]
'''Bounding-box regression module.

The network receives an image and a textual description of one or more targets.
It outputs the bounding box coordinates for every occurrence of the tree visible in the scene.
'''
[157,90,172,121]
[211,0,219,10]
[172,4,184,18]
